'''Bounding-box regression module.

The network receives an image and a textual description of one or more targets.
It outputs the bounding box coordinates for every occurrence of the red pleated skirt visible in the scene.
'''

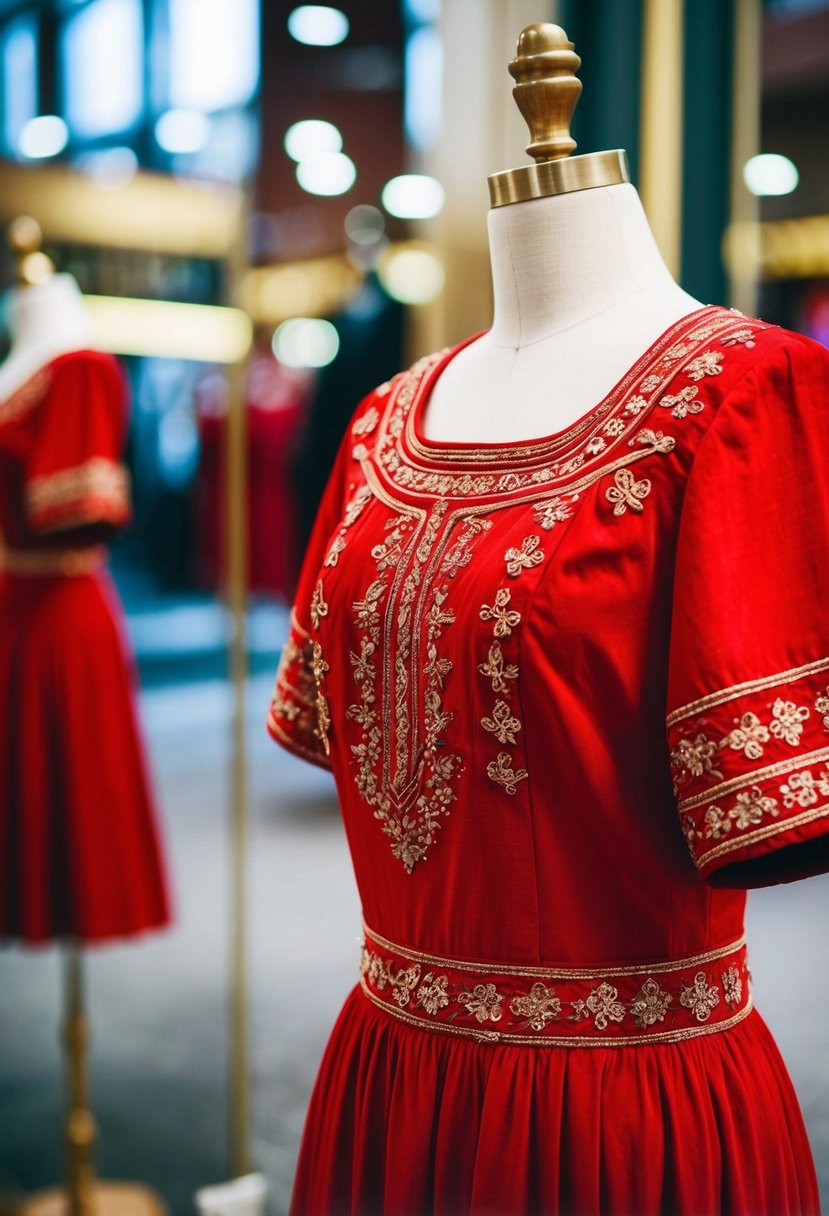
[0,569,171,944]
[290,986,820,1216]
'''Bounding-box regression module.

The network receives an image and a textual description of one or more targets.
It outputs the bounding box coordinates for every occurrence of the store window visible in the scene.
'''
[62,0,143,139]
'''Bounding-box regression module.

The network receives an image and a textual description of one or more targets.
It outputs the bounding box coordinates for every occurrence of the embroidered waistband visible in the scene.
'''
[0,545,106,577]
[359,924,752,1046]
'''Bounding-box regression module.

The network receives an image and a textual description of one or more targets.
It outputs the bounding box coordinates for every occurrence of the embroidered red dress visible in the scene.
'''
[0,349,171,944]
[268,305,828,1215]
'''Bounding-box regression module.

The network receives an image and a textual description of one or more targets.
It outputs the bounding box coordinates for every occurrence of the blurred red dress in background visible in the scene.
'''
[0,349,171,944]
[196,352,308,598]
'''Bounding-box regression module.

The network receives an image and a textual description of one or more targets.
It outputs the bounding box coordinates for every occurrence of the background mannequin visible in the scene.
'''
[0,271,96,402]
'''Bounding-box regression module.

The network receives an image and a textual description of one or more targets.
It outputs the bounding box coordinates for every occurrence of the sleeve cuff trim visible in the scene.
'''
[668,656,829,728]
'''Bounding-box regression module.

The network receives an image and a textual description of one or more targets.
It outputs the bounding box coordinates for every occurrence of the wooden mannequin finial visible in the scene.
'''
[7,215,55,286]
[508,23,582,163]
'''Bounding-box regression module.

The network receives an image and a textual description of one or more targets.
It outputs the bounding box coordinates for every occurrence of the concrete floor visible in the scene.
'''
[0,669,827,1215]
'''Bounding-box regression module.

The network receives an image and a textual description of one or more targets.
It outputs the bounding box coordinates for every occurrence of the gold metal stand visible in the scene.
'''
[4,949,167,1216]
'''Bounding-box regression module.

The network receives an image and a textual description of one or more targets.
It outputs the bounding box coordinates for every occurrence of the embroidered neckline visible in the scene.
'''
[405,304,720,464]
[359,306,761,502]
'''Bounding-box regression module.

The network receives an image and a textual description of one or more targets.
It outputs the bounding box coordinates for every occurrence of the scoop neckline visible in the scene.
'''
[404,304,719,466]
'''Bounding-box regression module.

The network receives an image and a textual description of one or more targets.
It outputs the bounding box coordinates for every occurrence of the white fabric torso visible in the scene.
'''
[0,275,97,402]
[423,183,704,444]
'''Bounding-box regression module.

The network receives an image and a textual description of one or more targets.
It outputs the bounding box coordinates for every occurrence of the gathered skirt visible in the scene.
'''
[290,985,819,1216]
[0,569,171,944]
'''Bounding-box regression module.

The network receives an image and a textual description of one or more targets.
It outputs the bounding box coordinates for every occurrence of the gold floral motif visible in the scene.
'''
[533,493,579,531]
[486,751,529,795]
[481,700,521,745]
[352,406,379,436]
[724,712,769,760]
[479,588,521,638]
[704,806,731,840]
[310,581,328,631]
[663,342,691,362]
[685,351,724,380]
[311,641,331,754]
[416,973,451,1014]
[478,642,519,693]
[630,978,672,1028]
[343,484,373,525]
[659,385,703,419]
[680,973,720,1022]
[26,457,129,524]
[361,949,421,1007]
[605,467,651,515]
[458,983,504,1023]
[323,531,347,567]
[722,966,743,1010]
[640,375,663,393]
[510,983,562,1030]
[779,767,829,809]
[625,394,648,415]
[815,687,829,730]
[603,417,627,437]
[671,733,722,784]
[720,329,755,348]
[441,515,492,578]
[371,515,416,572]
[572,983,626,1030]
[769,698,810,746]
[631,429,676,453]
[729,786,779,830]
[586,435,606,455]
[505,534,544,577]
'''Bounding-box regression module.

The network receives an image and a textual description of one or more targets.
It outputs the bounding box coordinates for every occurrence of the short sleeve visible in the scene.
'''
[266,395,370,769]
[25,350,131,535]
[667,333,829,887]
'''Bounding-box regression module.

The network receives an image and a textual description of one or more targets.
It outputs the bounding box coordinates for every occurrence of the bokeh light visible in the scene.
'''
[272,317,341,367]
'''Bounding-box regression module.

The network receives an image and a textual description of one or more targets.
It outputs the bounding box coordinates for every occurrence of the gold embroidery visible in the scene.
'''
[361,949,421,1007]
[631,428,676,453]
[310,581,328,631]
[486,751,528,795]
[667,657,829,727]
[640,375,662,393]
[533,493,580,531]
[510,983,562,1031]
[481,700,521,745]
[721,328,756,348]
[779,767,829,809]
[27,457,129,522]
[624,394,648,415]
[729,786,779,829]
[816,687,829,730]
[479,588,521,637]
[343,484,372,525]
[679,973,720,1022]
[311,641,331,755]
[324,531,347,567]
[606,467,651,515]
[572,983,626,1030]
[685,351,724,380]
[722,966,743,1010]
[352,406,379,436]
[586,435,607,455]
[478,643,519,693]
[458,983,504,1024]
[724,712,769,759]
[659,385,703,418]
[671,733,722,785]
[602,418,627,438]
[505,534,544,577]
[769,697,810,745]
[630,979,672,1027]
[416,972,451,1014]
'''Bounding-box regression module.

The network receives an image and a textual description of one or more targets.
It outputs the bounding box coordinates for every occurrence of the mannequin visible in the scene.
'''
[0,270,97,403]
[423,27,703,444]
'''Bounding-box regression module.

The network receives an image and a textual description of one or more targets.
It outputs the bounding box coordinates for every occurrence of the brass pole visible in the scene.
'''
[639,0,685,277]
[225,192,253,1178]
[62,948,97,1216]
[728,0,761,314]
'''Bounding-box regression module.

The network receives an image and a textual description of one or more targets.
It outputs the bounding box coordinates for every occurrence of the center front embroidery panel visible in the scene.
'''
[302,307,767,874]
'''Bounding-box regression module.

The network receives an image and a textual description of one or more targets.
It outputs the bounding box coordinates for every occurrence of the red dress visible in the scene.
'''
[0,349,171,944]
[268,305,827,1215]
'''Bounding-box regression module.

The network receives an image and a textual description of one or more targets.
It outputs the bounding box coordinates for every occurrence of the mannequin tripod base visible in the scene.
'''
[2,1181,167,1216]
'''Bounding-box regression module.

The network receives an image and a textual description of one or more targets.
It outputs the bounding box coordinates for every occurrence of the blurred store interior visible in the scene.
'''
[0,0,828,1212]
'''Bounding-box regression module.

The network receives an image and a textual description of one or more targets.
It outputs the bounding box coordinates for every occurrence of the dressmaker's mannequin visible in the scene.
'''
[0,272,96,402]
[423,26,703,445]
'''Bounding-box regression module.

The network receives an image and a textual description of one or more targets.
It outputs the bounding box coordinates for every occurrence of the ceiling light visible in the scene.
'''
[379,247,444,304]
[272,317,340,368]
[296,152,356,196]
[155,108,210,154]
[381,174,444,220]
[284,119,342,162]
[743,153,799,198]
[287,6,349,47]
[19,115,68,159]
